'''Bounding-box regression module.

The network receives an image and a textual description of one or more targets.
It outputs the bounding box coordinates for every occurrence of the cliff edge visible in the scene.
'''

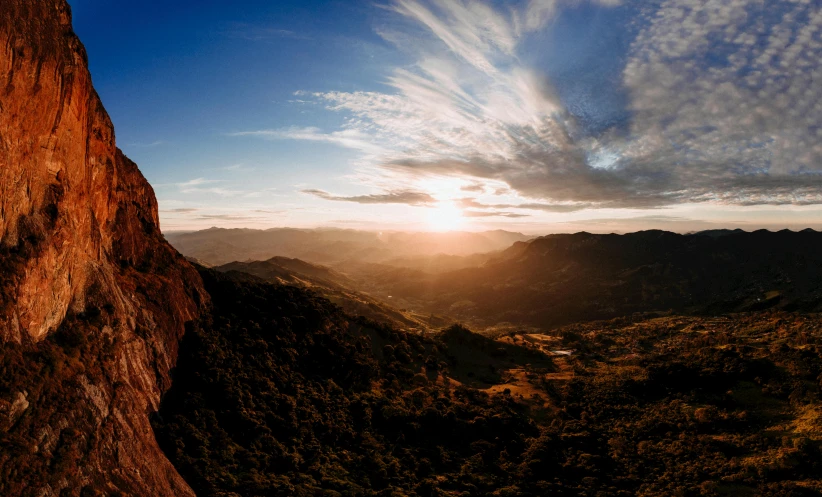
[0,1,206,495]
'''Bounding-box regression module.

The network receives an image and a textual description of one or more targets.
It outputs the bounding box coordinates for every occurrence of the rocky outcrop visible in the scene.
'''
[0,1,206,495]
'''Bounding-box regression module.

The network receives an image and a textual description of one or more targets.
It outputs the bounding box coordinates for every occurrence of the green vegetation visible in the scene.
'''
[212,258,450,333]
[153,269,537,496]
[154,270,822,496]
[0,304,123,496]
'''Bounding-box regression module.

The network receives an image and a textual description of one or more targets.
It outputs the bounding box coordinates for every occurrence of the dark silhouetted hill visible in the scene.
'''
[372,229,822,329]
[213,257,451,332]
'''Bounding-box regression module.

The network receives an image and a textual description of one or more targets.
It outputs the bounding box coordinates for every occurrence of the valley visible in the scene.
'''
[3,1,822,496]
[171,228,822,333]
[153,266,822,495]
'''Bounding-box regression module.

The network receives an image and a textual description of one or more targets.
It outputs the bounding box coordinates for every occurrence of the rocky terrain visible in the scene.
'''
[0,2,206,495]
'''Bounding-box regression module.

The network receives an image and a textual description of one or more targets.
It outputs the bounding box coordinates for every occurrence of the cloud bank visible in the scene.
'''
[243,0,822,210]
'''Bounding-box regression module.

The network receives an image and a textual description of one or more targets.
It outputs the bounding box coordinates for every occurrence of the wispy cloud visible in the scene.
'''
[125,140,166,148]
[159,206,287,223]
[229,127,387,154]
[302,188,437,206]
[255,0,822,210]
[222,22,310,41]
[195,214,266,221]
[161,208,200,213]
[220,163,257,172]
[458,197,592,213]
[460,183,486,193]
[178,178,223,187]
[187,187,244,196]
[157,178,244,197]
[463,210,530,218]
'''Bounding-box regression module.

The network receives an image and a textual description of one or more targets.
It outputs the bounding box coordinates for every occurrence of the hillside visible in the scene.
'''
[213,257,451,332]
[153,268,822,496]
[371,230,822,330]
[218,256,355,287]
[6,1,822,496]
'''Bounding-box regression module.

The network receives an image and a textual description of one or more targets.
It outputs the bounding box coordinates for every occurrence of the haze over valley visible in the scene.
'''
[171,227,822,334]
[5,1,822,496]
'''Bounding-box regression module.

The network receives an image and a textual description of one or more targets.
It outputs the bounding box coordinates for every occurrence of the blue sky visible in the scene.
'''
[69,0,822,233]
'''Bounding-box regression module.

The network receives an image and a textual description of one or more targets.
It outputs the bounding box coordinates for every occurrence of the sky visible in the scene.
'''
[69,0,822,234]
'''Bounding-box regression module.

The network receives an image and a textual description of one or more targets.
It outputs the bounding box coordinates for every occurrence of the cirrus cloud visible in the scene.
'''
[246,0,822,210]
[302,188,437,206]
[462,210,530,218]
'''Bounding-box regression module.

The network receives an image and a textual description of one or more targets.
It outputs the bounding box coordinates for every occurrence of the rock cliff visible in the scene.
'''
[0,1,206,495]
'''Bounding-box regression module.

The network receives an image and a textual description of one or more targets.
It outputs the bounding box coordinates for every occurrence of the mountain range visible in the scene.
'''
[175,228,822,332]
[3,2,822,496]
[380,228,822,329]
[166,227,529,266]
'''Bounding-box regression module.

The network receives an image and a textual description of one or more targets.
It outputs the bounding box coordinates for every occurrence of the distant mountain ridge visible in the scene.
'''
[166,227,530,266]
[193,228,822,333]
[349,229,822,330]
[7,0,822,495]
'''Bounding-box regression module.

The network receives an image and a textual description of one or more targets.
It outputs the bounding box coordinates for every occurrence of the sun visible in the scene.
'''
[427,202,464,231]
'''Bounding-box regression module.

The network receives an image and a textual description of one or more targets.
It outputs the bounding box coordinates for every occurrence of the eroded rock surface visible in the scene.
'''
[0,1,207,495]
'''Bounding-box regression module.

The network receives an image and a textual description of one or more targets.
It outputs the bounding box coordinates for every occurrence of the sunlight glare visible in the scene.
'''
[427,202,464,232]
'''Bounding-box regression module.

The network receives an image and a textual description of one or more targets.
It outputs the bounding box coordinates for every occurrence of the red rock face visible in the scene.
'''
[0,1,206,495]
